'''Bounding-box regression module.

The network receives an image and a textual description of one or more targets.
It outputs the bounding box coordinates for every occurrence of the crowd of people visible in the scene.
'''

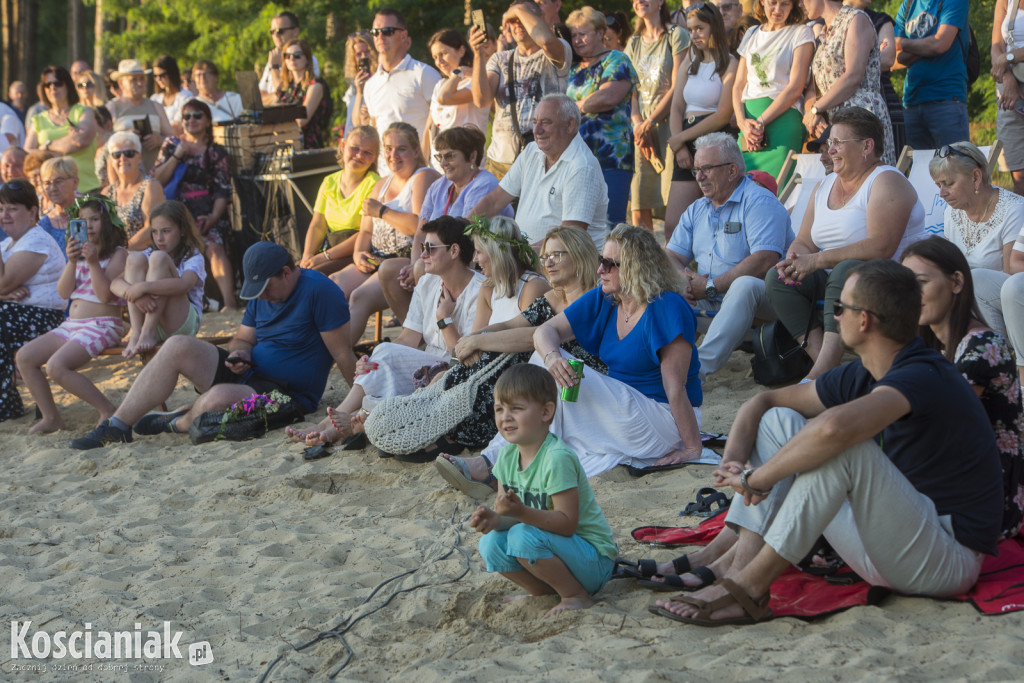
[1,0,1022,625]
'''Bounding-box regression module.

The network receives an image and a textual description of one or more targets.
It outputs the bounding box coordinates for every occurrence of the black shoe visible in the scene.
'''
[133,409,189,435]
[69,419,133,450]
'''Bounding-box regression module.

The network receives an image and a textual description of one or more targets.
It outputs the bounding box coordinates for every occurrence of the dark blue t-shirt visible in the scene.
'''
[816,337,1002,555]
[242,269,350,413]
[564,287,702,406]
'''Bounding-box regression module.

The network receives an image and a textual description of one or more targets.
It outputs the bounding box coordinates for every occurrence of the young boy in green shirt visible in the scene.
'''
[471,363,617,618]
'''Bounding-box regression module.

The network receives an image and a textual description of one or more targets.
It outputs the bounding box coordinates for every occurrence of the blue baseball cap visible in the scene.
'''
[239,241,290,299]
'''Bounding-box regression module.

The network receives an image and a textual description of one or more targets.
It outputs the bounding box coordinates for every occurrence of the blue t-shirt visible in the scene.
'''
[564,287,702,406]
[667,176,793,289]
[815,337,1002,555]
[241,269,350,413]
[894,0,969,106]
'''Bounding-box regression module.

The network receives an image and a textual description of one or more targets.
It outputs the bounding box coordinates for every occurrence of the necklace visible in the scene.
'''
[622,300,641,323]
[967,187,998,224]
[836,166,874,207]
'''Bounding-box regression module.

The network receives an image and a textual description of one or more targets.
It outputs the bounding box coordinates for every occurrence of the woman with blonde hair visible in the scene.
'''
[464,224,709,485]
[75,71,108,108]
[36,155,81,249]
[275,39,332,149]
[342,31,377,139]
[103,131,165,250]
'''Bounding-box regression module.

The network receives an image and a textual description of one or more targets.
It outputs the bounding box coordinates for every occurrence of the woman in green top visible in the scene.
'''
[25,66,101,194]
[298,126,381,276]
[624,0,689,232]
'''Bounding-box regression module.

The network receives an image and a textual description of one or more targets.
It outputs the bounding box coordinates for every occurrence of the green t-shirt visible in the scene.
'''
[313,170,380,233]
[32,104,101,193]
[493,433,617,560]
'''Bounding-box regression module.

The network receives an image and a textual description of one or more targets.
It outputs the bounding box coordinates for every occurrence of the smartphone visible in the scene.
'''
[357,57,370,73]
[471,9,487,36]
[69,219,88,248]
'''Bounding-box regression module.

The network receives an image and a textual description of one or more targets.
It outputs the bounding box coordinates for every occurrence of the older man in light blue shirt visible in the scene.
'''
[666,133,793,377]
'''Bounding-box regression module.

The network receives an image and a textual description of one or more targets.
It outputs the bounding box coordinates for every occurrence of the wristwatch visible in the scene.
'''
[810,105,819,116]
[705,278,718,299]
[437,317,454,330]
[740,468,772,497]
[1009,52,1016,62]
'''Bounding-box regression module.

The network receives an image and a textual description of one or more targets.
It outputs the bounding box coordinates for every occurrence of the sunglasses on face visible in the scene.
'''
[433,151,459,164]
[182,111,204,121]
[833,300,885,321]
[153,71,168,79]
[270,26,297,36]
[284,52,305,60]
[111,149,139,160]
[370,27,405,37]
[421,242,450,254]
[44,81,62,89]
[597,255,621,271]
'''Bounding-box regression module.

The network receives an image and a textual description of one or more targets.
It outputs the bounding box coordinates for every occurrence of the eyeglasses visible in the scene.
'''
[433,151,459,164]
[370,27,406,37]
[44,81,62,89]
[43,176,72,188]
[693,161,733,175]
[833,300,885,321]
[270,26,297,36]
[421,242,450,254]
[597,255,621,271]
[182,111,204,121]
[827,137,866,149]
[110,149,139,160]
[539,250,568,264]
[937,144,982,169]
[717,2,741,10]
[284,52,305,60]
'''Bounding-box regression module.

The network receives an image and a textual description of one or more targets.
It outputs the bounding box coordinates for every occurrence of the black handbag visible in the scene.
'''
[750,311,814,386]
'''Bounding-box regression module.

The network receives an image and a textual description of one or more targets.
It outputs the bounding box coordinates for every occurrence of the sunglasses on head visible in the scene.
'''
[370,27,405,37]
[597,255,621,271]
[110,149,139,160]
[685,2,708,13]
[937,144,982,169]
[181,111,204,121]
[0,181,27,192]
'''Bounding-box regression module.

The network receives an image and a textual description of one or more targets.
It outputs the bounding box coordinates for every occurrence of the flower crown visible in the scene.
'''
[68,194,125,232]
[465,215,538,271]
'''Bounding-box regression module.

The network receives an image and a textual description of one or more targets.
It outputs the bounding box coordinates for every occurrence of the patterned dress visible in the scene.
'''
[567,50,637,172]
[277,76,333,150]
[811,5,895,165]
[153,141,233,246]
[443,296,608,449]
[955,329,1024,539]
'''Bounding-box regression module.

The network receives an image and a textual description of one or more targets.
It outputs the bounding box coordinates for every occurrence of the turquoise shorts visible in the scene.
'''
[478,524,614,595]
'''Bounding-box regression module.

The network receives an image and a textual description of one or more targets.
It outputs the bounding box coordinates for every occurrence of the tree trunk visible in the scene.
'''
[1,0,17,96]
[17,0,36,88]
[94,0,107,75]
[68,0,85,64]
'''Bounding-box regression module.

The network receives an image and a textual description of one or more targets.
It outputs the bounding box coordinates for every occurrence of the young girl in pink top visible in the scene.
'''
[16,196,128,434]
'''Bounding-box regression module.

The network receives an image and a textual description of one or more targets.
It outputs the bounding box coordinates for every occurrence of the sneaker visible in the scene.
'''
[133,409,189,436]
[69,419,133,450]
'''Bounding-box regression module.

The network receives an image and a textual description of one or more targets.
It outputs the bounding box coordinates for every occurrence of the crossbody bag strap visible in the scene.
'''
[506,52,525,144]
[1009,0,1022,50]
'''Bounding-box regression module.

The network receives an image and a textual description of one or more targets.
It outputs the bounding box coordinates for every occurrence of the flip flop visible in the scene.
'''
[434,455,496,500]
[680,487,731,518]
[637,566,716,592]
[701,431,727,445]
[303,444,333,461]
[339,432,367,451]
[648,578,772,626]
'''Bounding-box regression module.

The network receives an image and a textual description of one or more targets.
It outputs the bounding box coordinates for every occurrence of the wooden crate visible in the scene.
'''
[213,122,303,172]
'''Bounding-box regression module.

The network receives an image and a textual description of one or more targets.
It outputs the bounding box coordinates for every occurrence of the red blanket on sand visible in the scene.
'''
[631,516,1024,618]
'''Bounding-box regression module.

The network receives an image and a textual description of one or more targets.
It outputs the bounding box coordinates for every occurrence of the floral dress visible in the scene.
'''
[105,181,148,242]
[443,296,608,449]
[955,329,1024,539]
[153,140,233,246]
[277,76,333,150]
[567,50,637,172]
[811,5,895,165]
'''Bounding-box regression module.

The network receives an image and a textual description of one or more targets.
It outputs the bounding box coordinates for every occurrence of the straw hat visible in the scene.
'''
[110,59,152,81]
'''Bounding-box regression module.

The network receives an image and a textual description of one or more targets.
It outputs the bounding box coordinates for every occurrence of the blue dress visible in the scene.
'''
[564,287,702,407]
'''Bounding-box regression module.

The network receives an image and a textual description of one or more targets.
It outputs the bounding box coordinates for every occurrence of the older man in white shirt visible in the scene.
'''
[471,94,609,249]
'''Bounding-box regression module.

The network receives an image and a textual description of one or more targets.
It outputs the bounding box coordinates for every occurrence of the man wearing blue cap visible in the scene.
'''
[70,242,357,449]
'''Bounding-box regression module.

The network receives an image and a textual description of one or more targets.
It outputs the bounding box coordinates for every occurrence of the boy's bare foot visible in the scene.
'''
[133,330,158,355]
[28,417,65,434]
[440,453,493,484]
[544,595,594,618]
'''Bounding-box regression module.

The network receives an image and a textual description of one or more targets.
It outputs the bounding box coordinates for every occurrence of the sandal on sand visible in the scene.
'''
[613,554,691,580]
[680,487,731,518]
[648,578,773,626]
[435,454,497,500]
[638,566,716,592]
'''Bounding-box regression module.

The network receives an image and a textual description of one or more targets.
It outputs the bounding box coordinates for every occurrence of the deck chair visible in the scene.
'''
[777,150,827,231]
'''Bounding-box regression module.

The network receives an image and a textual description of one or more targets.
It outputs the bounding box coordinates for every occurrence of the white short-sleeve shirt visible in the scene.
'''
[364,54,443,170]
[1,226,67,309]
[499,134,609,247]
[737,24,815,109]
[404,271,484,357]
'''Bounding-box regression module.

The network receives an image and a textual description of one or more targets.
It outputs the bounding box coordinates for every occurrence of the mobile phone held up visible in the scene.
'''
[69,219,88,249]
[472,9,487,38]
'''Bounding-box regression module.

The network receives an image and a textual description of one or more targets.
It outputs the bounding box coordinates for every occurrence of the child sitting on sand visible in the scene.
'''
[16,196,128,433]
[470,364,617,618]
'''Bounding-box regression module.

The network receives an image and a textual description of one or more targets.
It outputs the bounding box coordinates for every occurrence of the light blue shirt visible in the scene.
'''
[666,175,793,298]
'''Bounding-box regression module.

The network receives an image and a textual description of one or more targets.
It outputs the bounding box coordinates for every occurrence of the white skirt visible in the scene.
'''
[354,342,447,400]
[481,350,719,478]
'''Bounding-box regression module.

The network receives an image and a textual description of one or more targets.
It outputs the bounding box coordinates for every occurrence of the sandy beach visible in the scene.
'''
[1,309,1022,682]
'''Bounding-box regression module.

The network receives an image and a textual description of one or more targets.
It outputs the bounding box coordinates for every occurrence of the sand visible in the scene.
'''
[1,310,1022,682]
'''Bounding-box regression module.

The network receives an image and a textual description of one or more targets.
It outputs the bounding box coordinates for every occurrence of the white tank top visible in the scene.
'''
[810,165,926,260]
[488,272,540,325]
[682,60,723,116]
